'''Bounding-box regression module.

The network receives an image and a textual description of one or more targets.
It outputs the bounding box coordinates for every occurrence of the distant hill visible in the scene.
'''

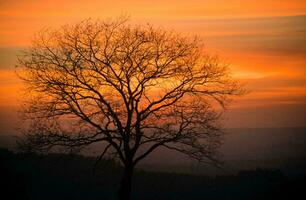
[1,127,305,177]
[0,134,17,150]
[1,148,305,200]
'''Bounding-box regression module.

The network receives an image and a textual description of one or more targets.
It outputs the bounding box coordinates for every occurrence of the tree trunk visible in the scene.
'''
[118,162,133,200]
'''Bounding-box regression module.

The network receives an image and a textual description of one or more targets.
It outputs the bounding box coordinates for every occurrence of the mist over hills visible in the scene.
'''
[137,127,306,177]
[1,127,305,199]
[1,127,305,177]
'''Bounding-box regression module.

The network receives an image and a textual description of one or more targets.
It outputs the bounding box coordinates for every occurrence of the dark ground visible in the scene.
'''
[1,148,305,200]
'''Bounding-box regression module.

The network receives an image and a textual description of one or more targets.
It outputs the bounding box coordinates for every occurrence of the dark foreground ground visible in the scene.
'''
[1,148,305,200]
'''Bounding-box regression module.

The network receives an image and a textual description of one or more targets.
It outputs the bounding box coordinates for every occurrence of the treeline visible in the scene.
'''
[0,148,304,200]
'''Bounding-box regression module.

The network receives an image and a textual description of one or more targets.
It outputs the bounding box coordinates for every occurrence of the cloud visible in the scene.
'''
[197,15,306,57]
[0,47,23,69]
[223,103,306,128]
[243,76,306,90]
[231,75,306,109]
[0,5,305,128]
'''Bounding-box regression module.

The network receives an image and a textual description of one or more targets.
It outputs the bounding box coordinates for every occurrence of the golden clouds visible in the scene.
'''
[0,0,305,127]
[0,69,21,106]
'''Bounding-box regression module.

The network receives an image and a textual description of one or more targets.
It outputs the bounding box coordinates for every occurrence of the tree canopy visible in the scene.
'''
[17,17,242,199]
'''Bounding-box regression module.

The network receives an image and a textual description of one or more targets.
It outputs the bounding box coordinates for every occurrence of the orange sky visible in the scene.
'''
[0,0,305,132]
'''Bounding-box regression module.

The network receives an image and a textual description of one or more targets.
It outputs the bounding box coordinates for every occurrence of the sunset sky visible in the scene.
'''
[0,0,305,135]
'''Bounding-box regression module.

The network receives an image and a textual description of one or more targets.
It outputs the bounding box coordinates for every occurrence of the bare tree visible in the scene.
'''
[17,18,241,200]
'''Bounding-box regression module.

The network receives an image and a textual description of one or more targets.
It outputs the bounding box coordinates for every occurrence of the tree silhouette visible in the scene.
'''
[17,17,241,200]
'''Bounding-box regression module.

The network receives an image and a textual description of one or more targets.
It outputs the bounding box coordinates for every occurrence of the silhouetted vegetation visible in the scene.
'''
[17,17,243,199]
[1,148,304,200]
